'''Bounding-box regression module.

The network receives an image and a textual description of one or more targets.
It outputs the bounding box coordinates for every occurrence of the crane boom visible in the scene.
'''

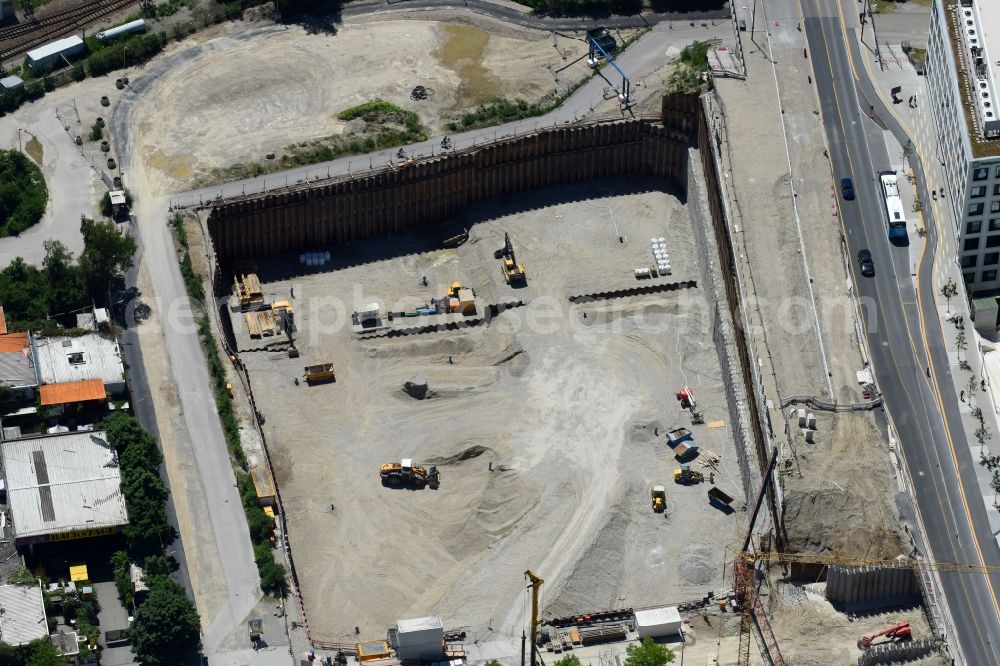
[524,570,543,666]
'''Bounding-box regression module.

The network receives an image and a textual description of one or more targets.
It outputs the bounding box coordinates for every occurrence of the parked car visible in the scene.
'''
[858,249,875,277]
[841,177,855,200]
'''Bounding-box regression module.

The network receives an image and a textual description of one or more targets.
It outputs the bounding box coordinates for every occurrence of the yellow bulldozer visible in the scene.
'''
[651,485,666,512]
[379,459,440,489]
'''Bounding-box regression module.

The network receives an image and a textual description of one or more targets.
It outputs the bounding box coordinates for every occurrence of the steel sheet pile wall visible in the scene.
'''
[208,117,690,267]
[826,565,920,609]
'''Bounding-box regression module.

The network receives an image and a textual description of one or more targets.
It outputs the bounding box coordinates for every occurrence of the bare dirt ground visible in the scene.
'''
[767,582,945,666]
[781,413,905,559]
[238,177,747,641]
[130,16,606,193]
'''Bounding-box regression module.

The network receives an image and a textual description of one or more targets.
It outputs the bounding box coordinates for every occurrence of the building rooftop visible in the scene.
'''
[25,35,83,64]
[0,332,37,390]
[947,1,1000,155]
[0,584,48,646]
[39,379,107,407]
[1,431,128,541]
[33,334,125,389]
[397,616,443,633]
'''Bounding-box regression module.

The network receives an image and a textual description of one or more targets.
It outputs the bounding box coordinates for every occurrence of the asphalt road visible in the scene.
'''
[803,1,1000,663]
[113,78,261,660]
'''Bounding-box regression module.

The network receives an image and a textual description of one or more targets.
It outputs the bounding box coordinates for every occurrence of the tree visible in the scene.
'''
[0,150,47,237]
[24,639,64,666]
[79,216,137,296]
[976,422,993,454]
[942,278,959,313]
[992,471,1000,507]
[130,577,201,665]
[0,257,48,323]
[968,374,979,406]
[42,240,87,324]
[554,656,582,666]
[623,637,675,666]
[956,328,967,361]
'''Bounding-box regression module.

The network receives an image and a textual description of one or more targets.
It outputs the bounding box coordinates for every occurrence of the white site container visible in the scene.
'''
[634,606,682,638]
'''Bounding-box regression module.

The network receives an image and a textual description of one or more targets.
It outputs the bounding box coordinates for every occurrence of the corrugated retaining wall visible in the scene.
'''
[207,97,697,268]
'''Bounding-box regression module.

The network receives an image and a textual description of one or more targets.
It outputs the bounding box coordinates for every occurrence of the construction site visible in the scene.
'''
[190,85,956,665]
[76,2,972,663]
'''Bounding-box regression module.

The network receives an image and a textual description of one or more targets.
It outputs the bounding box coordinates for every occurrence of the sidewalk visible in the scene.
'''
[858,8,1000,548]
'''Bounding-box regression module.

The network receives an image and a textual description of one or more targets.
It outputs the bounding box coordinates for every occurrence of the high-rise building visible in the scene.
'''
[927,0,1000,290]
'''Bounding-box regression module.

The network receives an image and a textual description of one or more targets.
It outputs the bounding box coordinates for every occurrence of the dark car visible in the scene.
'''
[858,249,875,277]
[841,177,855,200]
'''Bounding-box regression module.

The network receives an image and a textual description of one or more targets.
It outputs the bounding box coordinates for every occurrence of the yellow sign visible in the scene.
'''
[49,527,117,542]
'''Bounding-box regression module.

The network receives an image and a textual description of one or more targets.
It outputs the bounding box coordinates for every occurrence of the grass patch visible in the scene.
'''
[24,135,43,165]
[446,97,551,133]
[666,40,713,94]
[204,100,428,186]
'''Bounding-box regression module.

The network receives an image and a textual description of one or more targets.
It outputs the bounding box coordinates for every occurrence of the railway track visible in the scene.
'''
[0,0,138,62]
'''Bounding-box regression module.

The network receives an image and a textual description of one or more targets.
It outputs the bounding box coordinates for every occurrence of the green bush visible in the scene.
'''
[87,32,166,77]
[446,97,549,133]
[89,122,103,142]
[100,413,175,557]
[111,550,133,608]
[0,150,47,237]
[254,543,288,597]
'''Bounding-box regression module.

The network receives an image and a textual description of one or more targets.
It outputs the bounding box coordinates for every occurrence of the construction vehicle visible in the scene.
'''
[495,233,527,286]
[650,485,666,512]
[431,282,476,315]
[248,619,263,647]
[673,466,703,484]
[523,571,543,666]
[676,386,704,423]
[379,458,429,487]
[304,363,335,383]
[274,301,298,357]
[857,621,912,651]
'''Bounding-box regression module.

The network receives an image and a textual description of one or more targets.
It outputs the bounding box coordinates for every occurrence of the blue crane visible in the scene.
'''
[587,35,631,105]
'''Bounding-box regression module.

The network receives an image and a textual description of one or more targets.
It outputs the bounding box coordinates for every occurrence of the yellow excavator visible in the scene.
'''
[495,233,527,286]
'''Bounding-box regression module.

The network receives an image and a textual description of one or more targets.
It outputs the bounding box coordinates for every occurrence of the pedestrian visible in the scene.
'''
[961,390,965,402]
[448,355,453,365]
[983,380,987,391]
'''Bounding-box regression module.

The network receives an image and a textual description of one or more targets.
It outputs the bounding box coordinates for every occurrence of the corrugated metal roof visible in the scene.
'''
[397,616,443,633]
[1,431,128,539]
[25,35,83,63]
[39,379,106,406]
[0,76,22,90]
[33,334,124,388]
[633,606,681,627]
[0,584,47,646]
[250,466,275,499]
[0,333,36,389]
